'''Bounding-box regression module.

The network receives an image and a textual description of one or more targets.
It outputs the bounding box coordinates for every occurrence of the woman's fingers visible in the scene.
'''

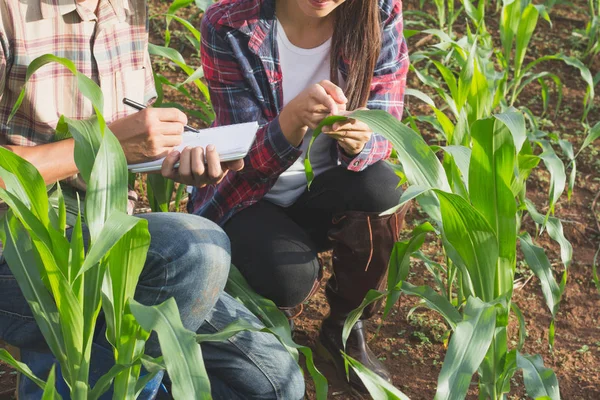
[319,80,348,105]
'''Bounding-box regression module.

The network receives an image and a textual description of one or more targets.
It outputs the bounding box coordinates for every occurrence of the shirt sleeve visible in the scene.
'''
[200,15,302,181]
[338,0,409,172]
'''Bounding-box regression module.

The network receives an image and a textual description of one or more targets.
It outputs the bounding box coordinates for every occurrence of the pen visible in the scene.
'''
[122,98,200,133]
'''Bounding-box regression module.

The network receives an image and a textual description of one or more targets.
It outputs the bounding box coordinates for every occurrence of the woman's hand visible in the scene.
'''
[322,113,373,156]
[161,145,244,188]
[279,80,347,146]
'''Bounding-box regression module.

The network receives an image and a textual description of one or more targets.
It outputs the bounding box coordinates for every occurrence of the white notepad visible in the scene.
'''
[128,122,259,173]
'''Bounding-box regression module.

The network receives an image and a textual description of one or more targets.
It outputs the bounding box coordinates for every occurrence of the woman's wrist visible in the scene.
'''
[279,102,307,147]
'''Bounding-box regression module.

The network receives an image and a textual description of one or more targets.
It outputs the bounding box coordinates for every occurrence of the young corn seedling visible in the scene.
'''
[307,107,571,399]
[0,55,211,399]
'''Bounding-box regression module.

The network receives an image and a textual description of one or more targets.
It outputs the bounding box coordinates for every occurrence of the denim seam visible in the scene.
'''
[0,308,35,321]
[203,318,284,399]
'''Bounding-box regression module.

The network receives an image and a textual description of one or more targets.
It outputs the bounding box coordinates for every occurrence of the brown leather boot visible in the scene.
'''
[319,204,410,391]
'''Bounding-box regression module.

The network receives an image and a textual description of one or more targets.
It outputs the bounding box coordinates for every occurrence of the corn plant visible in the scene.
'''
[306,102,599,399]
[573,0,600,64]
[0,55,214,399]
[140,0,217,213]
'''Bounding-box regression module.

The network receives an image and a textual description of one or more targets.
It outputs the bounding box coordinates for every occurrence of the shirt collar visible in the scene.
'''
[40,0,131,21]
[217,0,275,55]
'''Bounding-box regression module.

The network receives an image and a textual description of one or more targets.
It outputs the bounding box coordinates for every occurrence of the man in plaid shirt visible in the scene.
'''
[0,0,304,399]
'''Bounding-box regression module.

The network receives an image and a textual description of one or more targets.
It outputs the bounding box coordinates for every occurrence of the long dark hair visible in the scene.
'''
[330,0,381,110]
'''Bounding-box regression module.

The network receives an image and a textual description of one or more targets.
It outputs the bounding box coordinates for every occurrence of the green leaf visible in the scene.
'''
[400,282,462,330]
[0,147,50,226]
[343,354,410,400]
[89,364,132,400]
[435,190,499,301]
[226,266,293,336]
[102,216,151,348]
[0,349,47,391]
[383,223,435,320]
[538,147,566,215]
[41,365,62,400]
[577,122,600,157]
[514,5,539,79]
[519,233,562,319]
[1,215,67,367]
[434,297,497,400]
[9,55,104,123]
[146,175,175,212]
[342,290,386,350]
[469,116,518,297]
[84,126,129,241]
[495,108,527,154]
[78,212,146,277]
[129,298,211,400]
[305,115,348,187]
[525,199,572,270]
[517,353,560,400]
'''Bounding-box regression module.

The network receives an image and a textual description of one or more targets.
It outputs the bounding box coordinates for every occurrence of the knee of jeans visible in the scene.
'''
[144,213,231,283]
[281,361,306,400]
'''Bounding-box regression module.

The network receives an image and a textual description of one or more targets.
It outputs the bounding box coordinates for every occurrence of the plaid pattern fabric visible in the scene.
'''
[189,0,409,226]
[0,0,156,225]
[0,0,156,148]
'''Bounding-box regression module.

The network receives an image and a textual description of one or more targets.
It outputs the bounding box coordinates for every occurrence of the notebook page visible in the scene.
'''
[128,121,259,172]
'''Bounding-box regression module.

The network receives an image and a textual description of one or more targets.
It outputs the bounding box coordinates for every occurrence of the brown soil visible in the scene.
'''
[1,0,599,399]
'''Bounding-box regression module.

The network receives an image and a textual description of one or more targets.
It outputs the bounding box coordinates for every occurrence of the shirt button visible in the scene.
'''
[353,161,361,167]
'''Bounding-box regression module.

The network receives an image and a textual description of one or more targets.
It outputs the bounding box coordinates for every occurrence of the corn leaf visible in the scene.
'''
[129,298,211,400]
[41,365,62,400]
[538,146,566,215]
[519,233,562,319]
[400,282,462,329]
[435,190,499,302]
[434,297,497,400]
[577,122,600,157]
[0,147,49,226]
[343,354,410,400]
[1,215,67,366]
[84,126,128,240]
[517,353,561,400]
[384,222,437,319]
[514,5,539,79]
[0,349,47,390]
[469,117,517,298]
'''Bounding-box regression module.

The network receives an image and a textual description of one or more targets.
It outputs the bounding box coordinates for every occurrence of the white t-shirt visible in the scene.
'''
[264,19,340,207]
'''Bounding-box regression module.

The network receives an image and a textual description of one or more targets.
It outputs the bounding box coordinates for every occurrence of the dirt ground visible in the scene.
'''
[1,0,599,399]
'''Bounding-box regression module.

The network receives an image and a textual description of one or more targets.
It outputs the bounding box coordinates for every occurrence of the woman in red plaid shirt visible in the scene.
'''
[193,0,410,390]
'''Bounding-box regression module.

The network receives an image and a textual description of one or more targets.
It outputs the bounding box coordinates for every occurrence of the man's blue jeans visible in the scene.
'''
[0,213,304,399]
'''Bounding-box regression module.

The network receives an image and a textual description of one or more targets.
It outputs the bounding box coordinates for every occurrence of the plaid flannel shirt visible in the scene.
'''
[190,0,409,225]
[0,0,155,225]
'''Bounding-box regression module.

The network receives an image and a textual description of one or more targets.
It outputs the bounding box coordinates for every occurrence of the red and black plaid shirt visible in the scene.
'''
[189,0,409,225]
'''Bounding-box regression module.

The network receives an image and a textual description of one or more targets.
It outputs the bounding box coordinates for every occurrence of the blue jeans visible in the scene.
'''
[0,213,304,399]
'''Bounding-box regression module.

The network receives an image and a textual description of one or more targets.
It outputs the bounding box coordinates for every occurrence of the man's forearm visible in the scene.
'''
[1,139,78,186]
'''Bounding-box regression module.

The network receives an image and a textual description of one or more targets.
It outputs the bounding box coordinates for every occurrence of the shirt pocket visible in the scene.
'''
[107,67,147,121]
